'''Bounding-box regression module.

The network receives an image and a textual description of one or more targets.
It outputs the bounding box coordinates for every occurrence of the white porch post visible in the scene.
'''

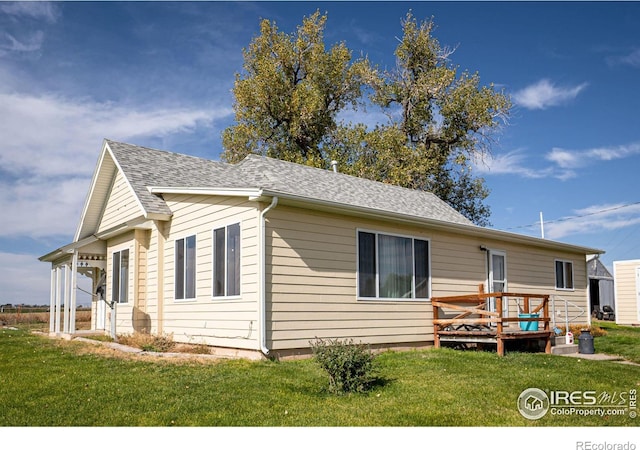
[49,267,55,333]
[69,252,78,334]
[54,266,62,334]
[63,264,70,333]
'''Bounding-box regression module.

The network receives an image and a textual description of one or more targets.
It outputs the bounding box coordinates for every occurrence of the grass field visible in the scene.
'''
[0,309,91,331]
[1,322,638,428]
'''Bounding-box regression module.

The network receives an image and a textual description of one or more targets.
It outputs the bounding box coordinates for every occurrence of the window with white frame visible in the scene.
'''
[213,223,241,297]
[175,235,196,300]
[555,260,574,290]
[112,249,129,304]
[357,230,430,300]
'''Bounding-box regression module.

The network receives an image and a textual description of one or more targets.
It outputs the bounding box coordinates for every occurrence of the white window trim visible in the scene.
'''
[356,228,431,302]
[555,259,575,291]
[174,234,197,302]
[212,222,242,300]
[110,243,132,305]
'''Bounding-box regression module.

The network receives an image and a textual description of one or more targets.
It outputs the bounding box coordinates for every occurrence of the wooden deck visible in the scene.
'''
[432,288,552,356]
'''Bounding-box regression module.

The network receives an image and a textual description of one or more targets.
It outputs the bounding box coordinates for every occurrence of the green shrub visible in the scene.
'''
[310,338,376,394]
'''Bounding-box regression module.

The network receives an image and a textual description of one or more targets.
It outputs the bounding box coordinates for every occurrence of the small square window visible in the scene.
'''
[555,260,574,290]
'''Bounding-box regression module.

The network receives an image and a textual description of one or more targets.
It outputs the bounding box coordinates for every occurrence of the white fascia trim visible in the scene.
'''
[74,141,111,242]
[258,189,605,256]
[39,235,100,262]
[44,216,155,262]
[148,186,263,198]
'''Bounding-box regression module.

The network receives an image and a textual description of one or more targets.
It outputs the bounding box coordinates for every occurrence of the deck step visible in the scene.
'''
[551,344,579,355]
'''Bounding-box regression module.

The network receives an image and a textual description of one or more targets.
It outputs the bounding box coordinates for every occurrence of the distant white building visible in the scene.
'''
[613,260,640,326]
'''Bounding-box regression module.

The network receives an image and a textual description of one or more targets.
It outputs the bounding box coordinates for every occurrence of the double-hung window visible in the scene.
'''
[358,230,430,300]
[213,223,241,297]
[175,235,196,300]
[112,249,129,304]
[555,260,574,290]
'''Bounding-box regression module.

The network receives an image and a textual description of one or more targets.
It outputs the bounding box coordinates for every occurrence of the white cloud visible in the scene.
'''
[474,141,640,182]
[546,142,640,169]
[620,49,640,67]
[607,48,640,68]
[0,91,232,177]
[0,89,233,240]
[0,176,90,238]
[0,2,60,23]
[545,203,640,240]
[0,252,52,304]
[473,150,553,179]
[0,30,44,55]
[513,79,588,110]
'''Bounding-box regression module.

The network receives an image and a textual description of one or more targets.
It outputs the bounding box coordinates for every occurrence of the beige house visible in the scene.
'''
[613,260,640,326]
[40,140,603,358]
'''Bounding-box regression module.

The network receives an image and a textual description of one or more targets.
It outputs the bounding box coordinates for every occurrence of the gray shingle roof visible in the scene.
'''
[108,140,240,216]
[107,140,473,226]
[236,155,473,225]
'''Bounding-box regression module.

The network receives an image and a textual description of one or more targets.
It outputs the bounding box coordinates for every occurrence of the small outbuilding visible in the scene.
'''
[587,256,615,320]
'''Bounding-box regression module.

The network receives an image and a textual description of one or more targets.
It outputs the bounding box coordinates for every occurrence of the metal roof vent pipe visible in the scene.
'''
[330,160,338,173]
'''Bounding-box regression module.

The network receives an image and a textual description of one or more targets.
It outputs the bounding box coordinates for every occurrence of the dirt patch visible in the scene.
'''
[39,332,261,364]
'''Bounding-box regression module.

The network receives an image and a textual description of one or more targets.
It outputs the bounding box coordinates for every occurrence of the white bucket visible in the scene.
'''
[565,332,574,345]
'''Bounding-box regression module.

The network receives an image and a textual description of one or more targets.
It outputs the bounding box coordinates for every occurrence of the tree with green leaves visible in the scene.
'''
[221,11,369,166]
[222,11,511,226]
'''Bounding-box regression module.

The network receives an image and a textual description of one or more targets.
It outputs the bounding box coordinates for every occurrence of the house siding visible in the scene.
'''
[142,221,163,335]
[613,260,640,325]
[158,194,261,349]
[265,205,591,352]
[98,169,143,233]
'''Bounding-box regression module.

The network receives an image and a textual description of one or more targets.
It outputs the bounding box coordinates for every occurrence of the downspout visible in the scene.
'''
[259,196,278,357]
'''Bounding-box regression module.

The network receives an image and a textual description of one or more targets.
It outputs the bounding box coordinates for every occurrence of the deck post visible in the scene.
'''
[543,296,551,354]
[432,301,440,349]
[496,296,504,356]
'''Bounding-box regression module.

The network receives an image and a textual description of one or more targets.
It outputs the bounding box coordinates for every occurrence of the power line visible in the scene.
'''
[503,201,640,232]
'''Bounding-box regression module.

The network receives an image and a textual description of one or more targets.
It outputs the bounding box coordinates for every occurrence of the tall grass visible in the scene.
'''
[0,310,91,331]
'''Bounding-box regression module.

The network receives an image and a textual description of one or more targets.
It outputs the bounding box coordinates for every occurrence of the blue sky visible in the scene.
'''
[2,1,640,306]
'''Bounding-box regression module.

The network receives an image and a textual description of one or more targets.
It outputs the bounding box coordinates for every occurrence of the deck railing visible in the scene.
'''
[432,287,551,356]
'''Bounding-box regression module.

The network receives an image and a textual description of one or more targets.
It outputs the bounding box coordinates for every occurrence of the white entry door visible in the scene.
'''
[488,250,508,318]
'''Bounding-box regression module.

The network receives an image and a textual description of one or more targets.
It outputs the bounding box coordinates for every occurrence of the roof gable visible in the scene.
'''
[75,142,119,241]
[588,257,613,279]
[76,140,241,240]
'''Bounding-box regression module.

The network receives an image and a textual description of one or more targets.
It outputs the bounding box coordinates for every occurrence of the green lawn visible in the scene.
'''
[1,326,638,427]
[591,320,640,364]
